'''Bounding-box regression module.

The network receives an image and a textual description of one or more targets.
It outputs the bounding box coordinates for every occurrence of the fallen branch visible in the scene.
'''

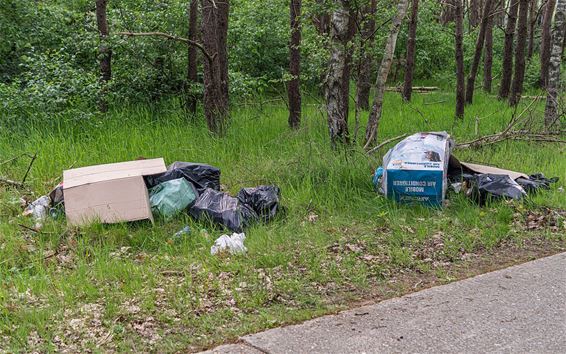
[386,86,439,93]
[116,31,215,63]
[456,131,565,149]
[0,177,24,188]
[367,134,408,155]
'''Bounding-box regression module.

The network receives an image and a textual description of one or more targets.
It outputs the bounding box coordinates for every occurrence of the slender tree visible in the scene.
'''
[95,0,111,113]
[364,0,409,147]
[186,0,199,114]
[509,0,530,106]
[356,0,377,110]
[540,0,557,87]
[544,0,566,129]
[527,0,537,58]
[288,0,302,129]
[483,0,495,92]
[466,0,494,104]
[440,0,456,24]
[455,0,466,118]
[201,0,230,134]
[402,0,419,101]
[498,0,520,99]
[325,0,355,146]
[469,0,482,27]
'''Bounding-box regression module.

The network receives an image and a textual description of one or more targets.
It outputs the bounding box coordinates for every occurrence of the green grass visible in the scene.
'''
[0,91,565,352]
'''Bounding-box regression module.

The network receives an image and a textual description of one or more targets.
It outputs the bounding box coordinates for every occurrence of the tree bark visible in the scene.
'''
[544,0,565,130]
[402,0,419,101]
[325,0,355,147]
[313,0,331,36]
[455,0,466,118]
[201,0,230,135]
[440,0,456,24]
[498,0,520,99]
[469,0,482,27]
[186,0,199,114]
[540,0,557,88]
[483,0,495,92]
[356,0,377,110]
[527,0,537,58]
[364,0,409,147]
[466,0,494,104]
[95,0,111,113]
[288,0,302,129]
[509,0,530,106]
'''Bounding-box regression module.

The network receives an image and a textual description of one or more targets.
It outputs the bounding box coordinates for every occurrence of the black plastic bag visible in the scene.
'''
[145,162,221,194]
[516,173,559,194]
[470,174,526,205]
[237,185,280,222]
[189,188,257,232]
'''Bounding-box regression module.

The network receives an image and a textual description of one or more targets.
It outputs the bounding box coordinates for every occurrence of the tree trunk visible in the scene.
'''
[483,0,495,92]
[95,0,111,113]
[186,0,199,114]
[527,0,537,58]
[469,0,482,27]
[325,1,355,147]
[466,0,494,104]
[201,0,230,135]
[540,0,557,88]
[356,0,377,110]
[544,0,565,130]
[364,0,409,147]
[440,0,456,24]
[402,0,419,101]
[288,0,301,129]
[509,0,530,106]
[498,0,520,99]
[455,0,466,118]
[313,0,331,36]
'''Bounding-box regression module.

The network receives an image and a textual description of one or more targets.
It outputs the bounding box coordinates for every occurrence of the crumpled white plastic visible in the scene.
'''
[210,232,247,255]
[22,195,51,229]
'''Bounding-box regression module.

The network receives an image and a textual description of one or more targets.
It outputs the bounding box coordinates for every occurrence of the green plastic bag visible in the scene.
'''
[149,178,198,220]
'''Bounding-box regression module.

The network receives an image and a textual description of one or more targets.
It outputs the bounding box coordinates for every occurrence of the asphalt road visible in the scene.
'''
[203,252,566,354]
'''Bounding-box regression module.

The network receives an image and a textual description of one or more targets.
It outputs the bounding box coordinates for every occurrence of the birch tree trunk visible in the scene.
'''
[356,0,377,110]
[498,0,520,99]
[455,0,466,118]
[540,0,557,88]
[186,0,199,114]
[201,0,230,135]
[544,0,566,130]
[288,0,302,129]
[325,0,355,147]
[466,0,494,104]
[527,0,537,58]
[402,0,419,101]
[363,0,409,148]
[95,0,111,113]
[509,0,529,106]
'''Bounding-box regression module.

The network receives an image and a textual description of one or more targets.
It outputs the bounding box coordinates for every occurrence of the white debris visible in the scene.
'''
[211,233,247,255]
[23,195,51,229]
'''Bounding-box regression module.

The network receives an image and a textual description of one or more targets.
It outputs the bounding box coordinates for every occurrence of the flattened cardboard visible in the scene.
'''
[63,158,167,226]
[449,155,528,181]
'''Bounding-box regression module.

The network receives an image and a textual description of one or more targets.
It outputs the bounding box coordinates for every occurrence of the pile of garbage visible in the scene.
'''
[374,132,558,206]
[23,158,281,254]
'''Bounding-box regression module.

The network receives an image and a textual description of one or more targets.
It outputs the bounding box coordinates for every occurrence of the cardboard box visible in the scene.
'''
[63,158,166,226]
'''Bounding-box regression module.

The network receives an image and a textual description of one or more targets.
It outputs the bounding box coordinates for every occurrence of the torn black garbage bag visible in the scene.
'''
[145,162,221,193]
[189,188,257,232]
[516,173,559,193]
[470,174,527,204]
[237,185,280,222]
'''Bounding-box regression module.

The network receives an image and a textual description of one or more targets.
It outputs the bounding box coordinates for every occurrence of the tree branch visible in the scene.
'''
[116,31,215,63]
[366,134,408,154]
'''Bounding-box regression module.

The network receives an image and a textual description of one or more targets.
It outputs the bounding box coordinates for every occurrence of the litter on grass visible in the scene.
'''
[22,195,51,229]
[210,232,247,255]
[376,132,559,205]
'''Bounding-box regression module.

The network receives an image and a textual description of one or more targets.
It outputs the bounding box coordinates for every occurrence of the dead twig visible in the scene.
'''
[21,152,37,184]
[0,177,24,188]
[366,134,408,155]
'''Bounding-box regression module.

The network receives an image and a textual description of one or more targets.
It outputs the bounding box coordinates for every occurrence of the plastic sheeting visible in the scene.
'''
[210,233,247,255]
[236,185,280,222]
[149,178,198,219]
[382,132,453,206]
[470,174,527,204]
[189,188,258,232]
[145,162,221,194]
